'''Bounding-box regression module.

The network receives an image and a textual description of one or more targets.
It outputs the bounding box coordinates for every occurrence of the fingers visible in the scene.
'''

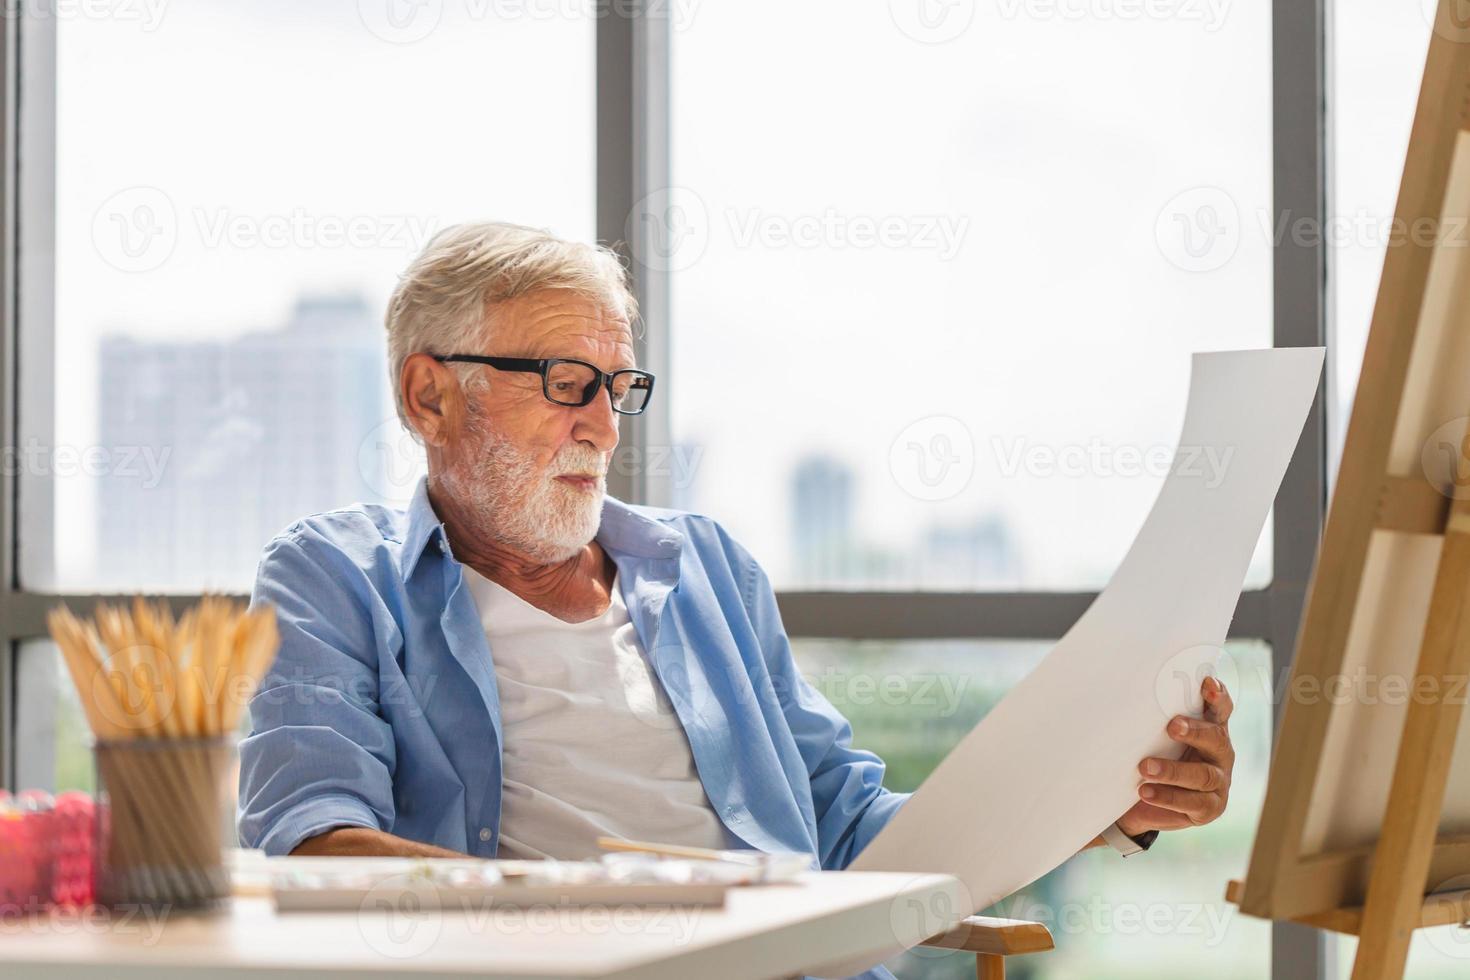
[1138,782,1227,824]
[1120,800,1195,833]
[1138,757,1228,793]
[1167,715,1234,765]
[1203,676,1234,725]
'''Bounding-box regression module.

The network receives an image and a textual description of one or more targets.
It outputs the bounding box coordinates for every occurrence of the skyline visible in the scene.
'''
[30,0,1428,593]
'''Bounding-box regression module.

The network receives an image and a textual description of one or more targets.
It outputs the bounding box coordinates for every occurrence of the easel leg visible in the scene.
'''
[1351,505,1470,980]
[976,953,1005,980]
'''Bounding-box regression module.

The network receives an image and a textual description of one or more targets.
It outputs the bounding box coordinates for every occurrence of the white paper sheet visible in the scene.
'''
[829,348,1323,975]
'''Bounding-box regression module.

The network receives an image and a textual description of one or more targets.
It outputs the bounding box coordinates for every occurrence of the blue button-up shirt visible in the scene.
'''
[238,476,909,880]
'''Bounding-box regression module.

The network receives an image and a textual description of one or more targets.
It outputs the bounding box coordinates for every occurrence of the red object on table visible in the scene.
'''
[51,792,97,908]
[0,791,54,913]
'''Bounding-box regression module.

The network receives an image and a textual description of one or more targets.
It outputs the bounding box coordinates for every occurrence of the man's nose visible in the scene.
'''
[571,385,621,453]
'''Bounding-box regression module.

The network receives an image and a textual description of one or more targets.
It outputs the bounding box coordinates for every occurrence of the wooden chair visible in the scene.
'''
[920,914,1055,979]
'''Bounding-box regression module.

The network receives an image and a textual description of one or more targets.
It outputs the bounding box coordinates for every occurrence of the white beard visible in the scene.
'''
[441,420,607,564]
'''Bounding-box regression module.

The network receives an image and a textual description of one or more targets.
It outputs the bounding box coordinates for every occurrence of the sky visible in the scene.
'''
[31,0,1433,592]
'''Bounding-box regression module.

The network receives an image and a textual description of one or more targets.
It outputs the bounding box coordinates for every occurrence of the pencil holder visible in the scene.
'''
[93,737,234,910]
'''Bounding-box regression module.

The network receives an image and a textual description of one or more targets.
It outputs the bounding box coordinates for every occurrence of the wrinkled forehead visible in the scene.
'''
[485,289,636,369]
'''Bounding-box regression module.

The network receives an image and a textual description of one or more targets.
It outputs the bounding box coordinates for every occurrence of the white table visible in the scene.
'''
[0,871,967,980]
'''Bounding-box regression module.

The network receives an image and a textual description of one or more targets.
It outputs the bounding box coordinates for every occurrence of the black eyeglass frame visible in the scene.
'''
[431,354,656,416]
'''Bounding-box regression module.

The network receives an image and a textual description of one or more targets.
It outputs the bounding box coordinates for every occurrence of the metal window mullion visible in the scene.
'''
[1269,0,1333,974]
[775,589,1273,642]
[598,1,670,508]
[0,0,19,791]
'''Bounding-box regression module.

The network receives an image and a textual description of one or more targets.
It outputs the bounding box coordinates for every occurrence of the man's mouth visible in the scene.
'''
[555,473,604,492]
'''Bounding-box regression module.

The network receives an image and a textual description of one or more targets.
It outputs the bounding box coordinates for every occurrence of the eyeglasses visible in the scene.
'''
[432,354,656,416]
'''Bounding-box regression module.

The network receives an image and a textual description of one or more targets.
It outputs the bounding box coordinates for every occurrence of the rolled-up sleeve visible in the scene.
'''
[237,529,398,855]
[738,557,910,871]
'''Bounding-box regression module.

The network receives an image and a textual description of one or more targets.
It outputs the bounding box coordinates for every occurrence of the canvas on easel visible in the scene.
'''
[1231,1,1470,977]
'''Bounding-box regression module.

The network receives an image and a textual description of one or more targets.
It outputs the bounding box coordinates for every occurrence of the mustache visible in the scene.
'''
[550,446,609,478]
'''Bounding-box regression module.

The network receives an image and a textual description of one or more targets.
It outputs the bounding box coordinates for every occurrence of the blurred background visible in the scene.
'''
[5,0,1462,976]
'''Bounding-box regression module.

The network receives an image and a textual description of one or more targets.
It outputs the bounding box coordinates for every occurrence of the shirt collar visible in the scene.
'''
[401,475,447,580]
[398,476,684,580]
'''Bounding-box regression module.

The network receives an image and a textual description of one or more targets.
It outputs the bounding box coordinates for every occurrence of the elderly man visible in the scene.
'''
[237,222,1235,890]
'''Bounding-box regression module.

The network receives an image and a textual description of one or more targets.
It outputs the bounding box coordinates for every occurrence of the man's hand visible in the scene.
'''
[1118,676,1235,837]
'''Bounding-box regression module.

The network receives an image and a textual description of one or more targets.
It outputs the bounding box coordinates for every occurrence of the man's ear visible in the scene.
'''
[402,353,460,447]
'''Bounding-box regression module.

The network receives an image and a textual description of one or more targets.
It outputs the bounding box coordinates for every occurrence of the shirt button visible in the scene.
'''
[479,828,492,842]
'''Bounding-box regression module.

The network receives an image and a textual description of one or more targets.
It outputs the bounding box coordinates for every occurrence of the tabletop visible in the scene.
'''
[0,869,967,980]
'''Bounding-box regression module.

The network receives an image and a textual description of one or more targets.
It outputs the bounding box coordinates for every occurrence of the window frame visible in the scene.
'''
[0,2,1333,975]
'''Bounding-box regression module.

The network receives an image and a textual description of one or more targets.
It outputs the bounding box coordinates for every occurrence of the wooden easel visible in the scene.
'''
[1230,1,1470,976]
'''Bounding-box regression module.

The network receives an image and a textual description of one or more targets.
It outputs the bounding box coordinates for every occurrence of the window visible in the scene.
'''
[669,1,1273,591]
[1328,0,1432,472]
[1,4,1334,978]
[792,639,1276,979]
[21,1,595,592]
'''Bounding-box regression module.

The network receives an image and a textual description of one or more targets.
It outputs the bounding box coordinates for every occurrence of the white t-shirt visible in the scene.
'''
[460,565,734,860]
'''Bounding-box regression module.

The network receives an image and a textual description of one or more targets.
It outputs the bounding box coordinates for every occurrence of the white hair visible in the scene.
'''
[385,221,638,430]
